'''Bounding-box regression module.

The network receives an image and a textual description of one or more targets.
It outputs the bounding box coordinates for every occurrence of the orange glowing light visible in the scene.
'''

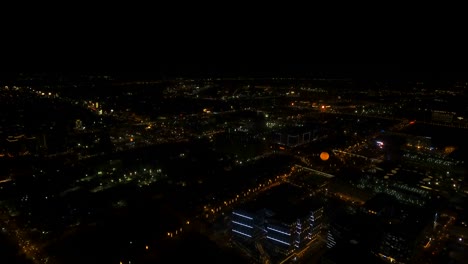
[321,105,325,109]
[320,152,329,161]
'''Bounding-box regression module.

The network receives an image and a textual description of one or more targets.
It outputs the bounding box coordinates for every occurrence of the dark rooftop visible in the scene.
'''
[364,193,431,237]
[321,242,382,264]
[240,183,323,223]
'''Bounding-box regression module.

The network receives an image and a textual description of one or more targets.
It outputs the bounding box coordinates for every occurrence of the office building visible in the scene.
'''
[230,183,324,257]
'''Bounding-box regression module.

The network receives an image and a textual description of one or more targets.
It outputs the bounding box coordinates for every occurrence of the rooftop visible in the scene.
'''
[240,183,323,223]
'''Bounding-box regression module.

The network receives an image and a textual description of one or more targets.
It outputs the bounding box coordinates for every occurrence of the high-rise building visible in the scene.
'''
[364,194,430,263]
[378,230,412,263]
[264,206,323,255]
[230,183,324,258]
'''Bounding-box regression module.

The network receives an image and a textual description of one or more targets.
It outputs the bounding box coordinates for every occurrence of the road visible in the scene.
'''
[0,210,52,263]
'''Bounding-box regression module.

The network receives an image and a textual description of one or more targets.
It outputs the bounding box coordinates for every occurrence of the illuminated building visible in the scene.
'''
[404,135,432,151]
[364,194,429,263]
[274,131,312,147]
[230,184,324,257]
[231,210,255,239]
[265,205,323,255]
[3,134,38,157]
[273,126,318,148]
[378,231,412,263]
[431,110,454,123]
[326,230,336,249]
[75,119,83,130]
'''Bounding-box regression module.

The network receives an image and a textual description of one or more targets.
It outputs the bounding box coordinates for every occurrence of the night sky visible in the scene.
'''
[2,64,468,82]
[93,64,468,80]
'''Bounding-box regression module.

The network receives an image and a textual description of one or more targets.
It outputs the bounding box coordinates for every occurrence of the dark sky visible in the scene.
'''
[106,64,468,83]
[116,63,468,77]
[1,64,467,83]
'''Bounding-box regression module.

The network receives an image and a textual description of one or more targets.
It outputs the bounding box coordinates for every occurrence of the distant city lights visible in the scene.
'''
[376,141,384,149]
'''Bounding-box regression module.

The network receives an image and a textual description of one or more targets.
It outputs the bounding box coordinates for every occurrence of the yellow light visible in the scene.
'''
[145,245,149,250]
[320,152,329,161]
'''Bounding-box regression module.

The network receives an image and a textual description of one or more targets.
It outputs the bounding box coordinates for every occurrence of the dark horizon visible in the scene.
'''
[2,64,468,83]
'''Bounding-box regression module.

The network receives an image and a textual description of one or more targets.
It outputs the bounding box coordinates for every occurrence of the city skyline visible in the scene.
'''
[3,64,468,83]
